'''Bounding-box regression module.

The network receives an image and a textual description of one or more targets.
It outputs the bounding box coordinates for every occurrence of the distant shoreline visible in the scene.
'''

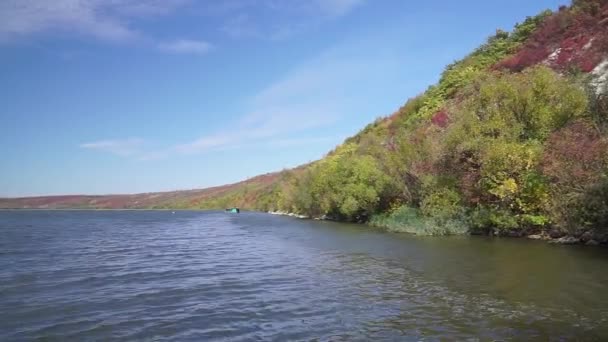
[2,209,605,247]
[0,208,213,211]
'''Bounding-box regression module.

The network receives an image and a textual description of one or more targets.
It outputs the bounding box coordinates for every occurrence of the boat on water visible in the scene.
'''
[225,208,240,213]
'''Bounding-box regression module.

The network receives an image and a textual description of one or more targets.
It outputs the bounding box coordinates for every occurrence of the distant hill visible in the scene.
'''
[4,0,608,240]
[0,172,281,209]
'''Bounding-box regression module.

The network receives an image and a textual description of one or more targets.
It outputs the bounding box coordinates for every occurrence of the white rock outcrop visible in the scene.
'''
[591,58,608,95]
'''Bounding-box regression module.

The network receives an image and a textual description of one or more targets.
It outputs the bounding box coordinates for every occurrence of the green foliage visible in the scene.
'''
[571,0,607,15]
[462,66,587,141]
[442,66,587,231]
[370,206,424,233]
[479,142,547,215]
[577,178,608,232]
[370,206,468,236]
[346,64,588,235]
[306,143,390,221]
[419,176,465,223]
[510,10,553,43]
[469,206,519,232]
[399,17,546,127]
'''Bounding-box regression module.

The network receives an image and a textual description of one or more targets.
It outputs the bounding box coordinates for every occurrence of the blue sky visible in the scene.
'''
[0,0,565,197]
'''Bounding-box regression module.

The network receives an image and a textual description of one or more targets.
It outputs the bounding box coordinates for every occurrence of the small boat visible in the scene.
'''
[225,208,240,213]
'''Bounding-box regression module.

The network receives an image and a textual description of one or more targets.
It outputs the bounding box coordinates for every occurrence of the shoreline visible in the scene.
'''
[2,208,605,247]
[267,210,606,247]
[268,211,311,219]
[0,208,212,211]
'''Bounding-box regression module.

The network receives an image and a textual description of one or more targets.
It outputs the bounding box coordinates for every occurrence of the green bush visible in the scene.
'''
[306,143,390,221]
[370,206,468,236]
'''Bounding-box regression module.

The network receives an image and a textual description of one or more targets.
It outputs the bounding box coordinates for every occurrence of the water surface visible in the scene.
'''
[1,211,607,340]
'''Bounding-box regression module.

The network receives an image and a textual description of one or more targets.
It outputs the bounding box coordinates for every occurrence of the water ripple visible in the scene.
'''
[1,210,607,341]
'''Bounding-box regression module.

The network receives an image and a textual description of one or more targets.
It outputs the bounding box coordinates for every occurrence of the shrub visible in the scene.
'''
[370,206,468,236]
[542,120,608,189]
[431,110,449,128]
[419,176,465,222]
[469,206,519,233]
[308,143,390,221]
[542,120,608,230]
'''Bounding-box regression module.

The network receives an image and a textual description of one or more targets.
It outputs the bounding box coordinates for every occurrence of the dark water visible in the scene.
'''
[1,211,607,341]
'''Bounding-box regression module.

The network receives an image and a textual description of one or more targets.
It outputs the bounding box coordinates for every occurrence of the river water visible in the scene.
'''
[1,210,607,341]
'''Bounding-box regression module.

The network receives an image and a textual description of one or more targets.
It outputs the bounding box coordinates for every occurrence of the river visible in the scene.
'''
[1,210,607,340]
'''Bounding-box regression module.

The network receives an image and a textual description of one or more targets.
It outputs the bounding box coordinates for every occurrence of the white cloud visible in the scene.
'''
[0,0,364,43]
[0,0,187,42]
[219,0,365,40]
[316,0,365,17]
[80,19,394,162]
[172,41,389,155]
[158,39,212,55]
[80,138,144,156]
[174,107,338,155]
[176,132,237,154]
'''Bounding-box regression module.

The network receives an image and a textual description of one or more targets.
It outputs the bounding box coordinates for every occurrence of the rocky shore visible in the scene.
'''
[526,229,607,246]
[267,211,338,221]
[268,211,310,219]
[268,211,606,247]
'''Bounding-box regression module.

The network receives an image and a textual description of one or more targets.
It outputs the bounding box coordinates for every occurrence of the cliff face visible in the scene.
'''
[4,1,608,241]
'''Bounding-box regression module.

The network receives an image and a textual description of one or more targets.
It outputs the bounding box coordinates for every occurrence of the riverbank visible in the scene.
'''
[479,226,608,247]
[268,211,310,219]
[268,211,607,247]
[526,231,606,246]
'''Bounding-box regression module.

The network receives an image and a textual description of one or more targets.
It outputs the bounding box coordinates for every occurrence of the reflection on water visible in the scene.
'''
[1,210,607,340]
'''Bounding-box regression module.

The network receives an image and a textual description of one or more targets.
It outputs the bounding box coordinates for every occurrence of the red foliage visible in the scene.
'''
[386,110,401,138]
[387,110,400,122]
[497,47,551,72]
[496,3,608,73]
[579,54,603,72]
[431,110,450,128]
[542,120,608,188]
[408,125,440,176]
[460,169,482,205]
[556,36,590,65]
[495,11,571,72]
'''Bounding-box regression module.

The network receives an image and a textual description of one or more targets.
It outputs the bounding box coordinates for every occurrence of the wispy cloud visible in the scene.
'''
[0,0,364,45]
[80,138,144,156]
[0,0,188,42]
[219,0,365,40]
[79,22,394,162]
[158,39,212,55]
[172,60,347,154]
[172,133,335,156]
[174,108,337,155]
[316,0,366,17]
[172,39,390,156]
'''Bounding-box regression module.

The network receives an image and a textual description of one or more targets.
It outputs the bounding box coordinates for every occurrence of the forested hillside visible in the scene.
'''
[193,0,608,239]
[4,0,608,242]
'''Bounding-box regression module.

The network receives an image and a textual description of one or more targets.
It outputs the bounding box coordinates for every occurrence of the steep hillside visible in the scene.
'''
[199,0,608,239]
[4,0,608,243]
